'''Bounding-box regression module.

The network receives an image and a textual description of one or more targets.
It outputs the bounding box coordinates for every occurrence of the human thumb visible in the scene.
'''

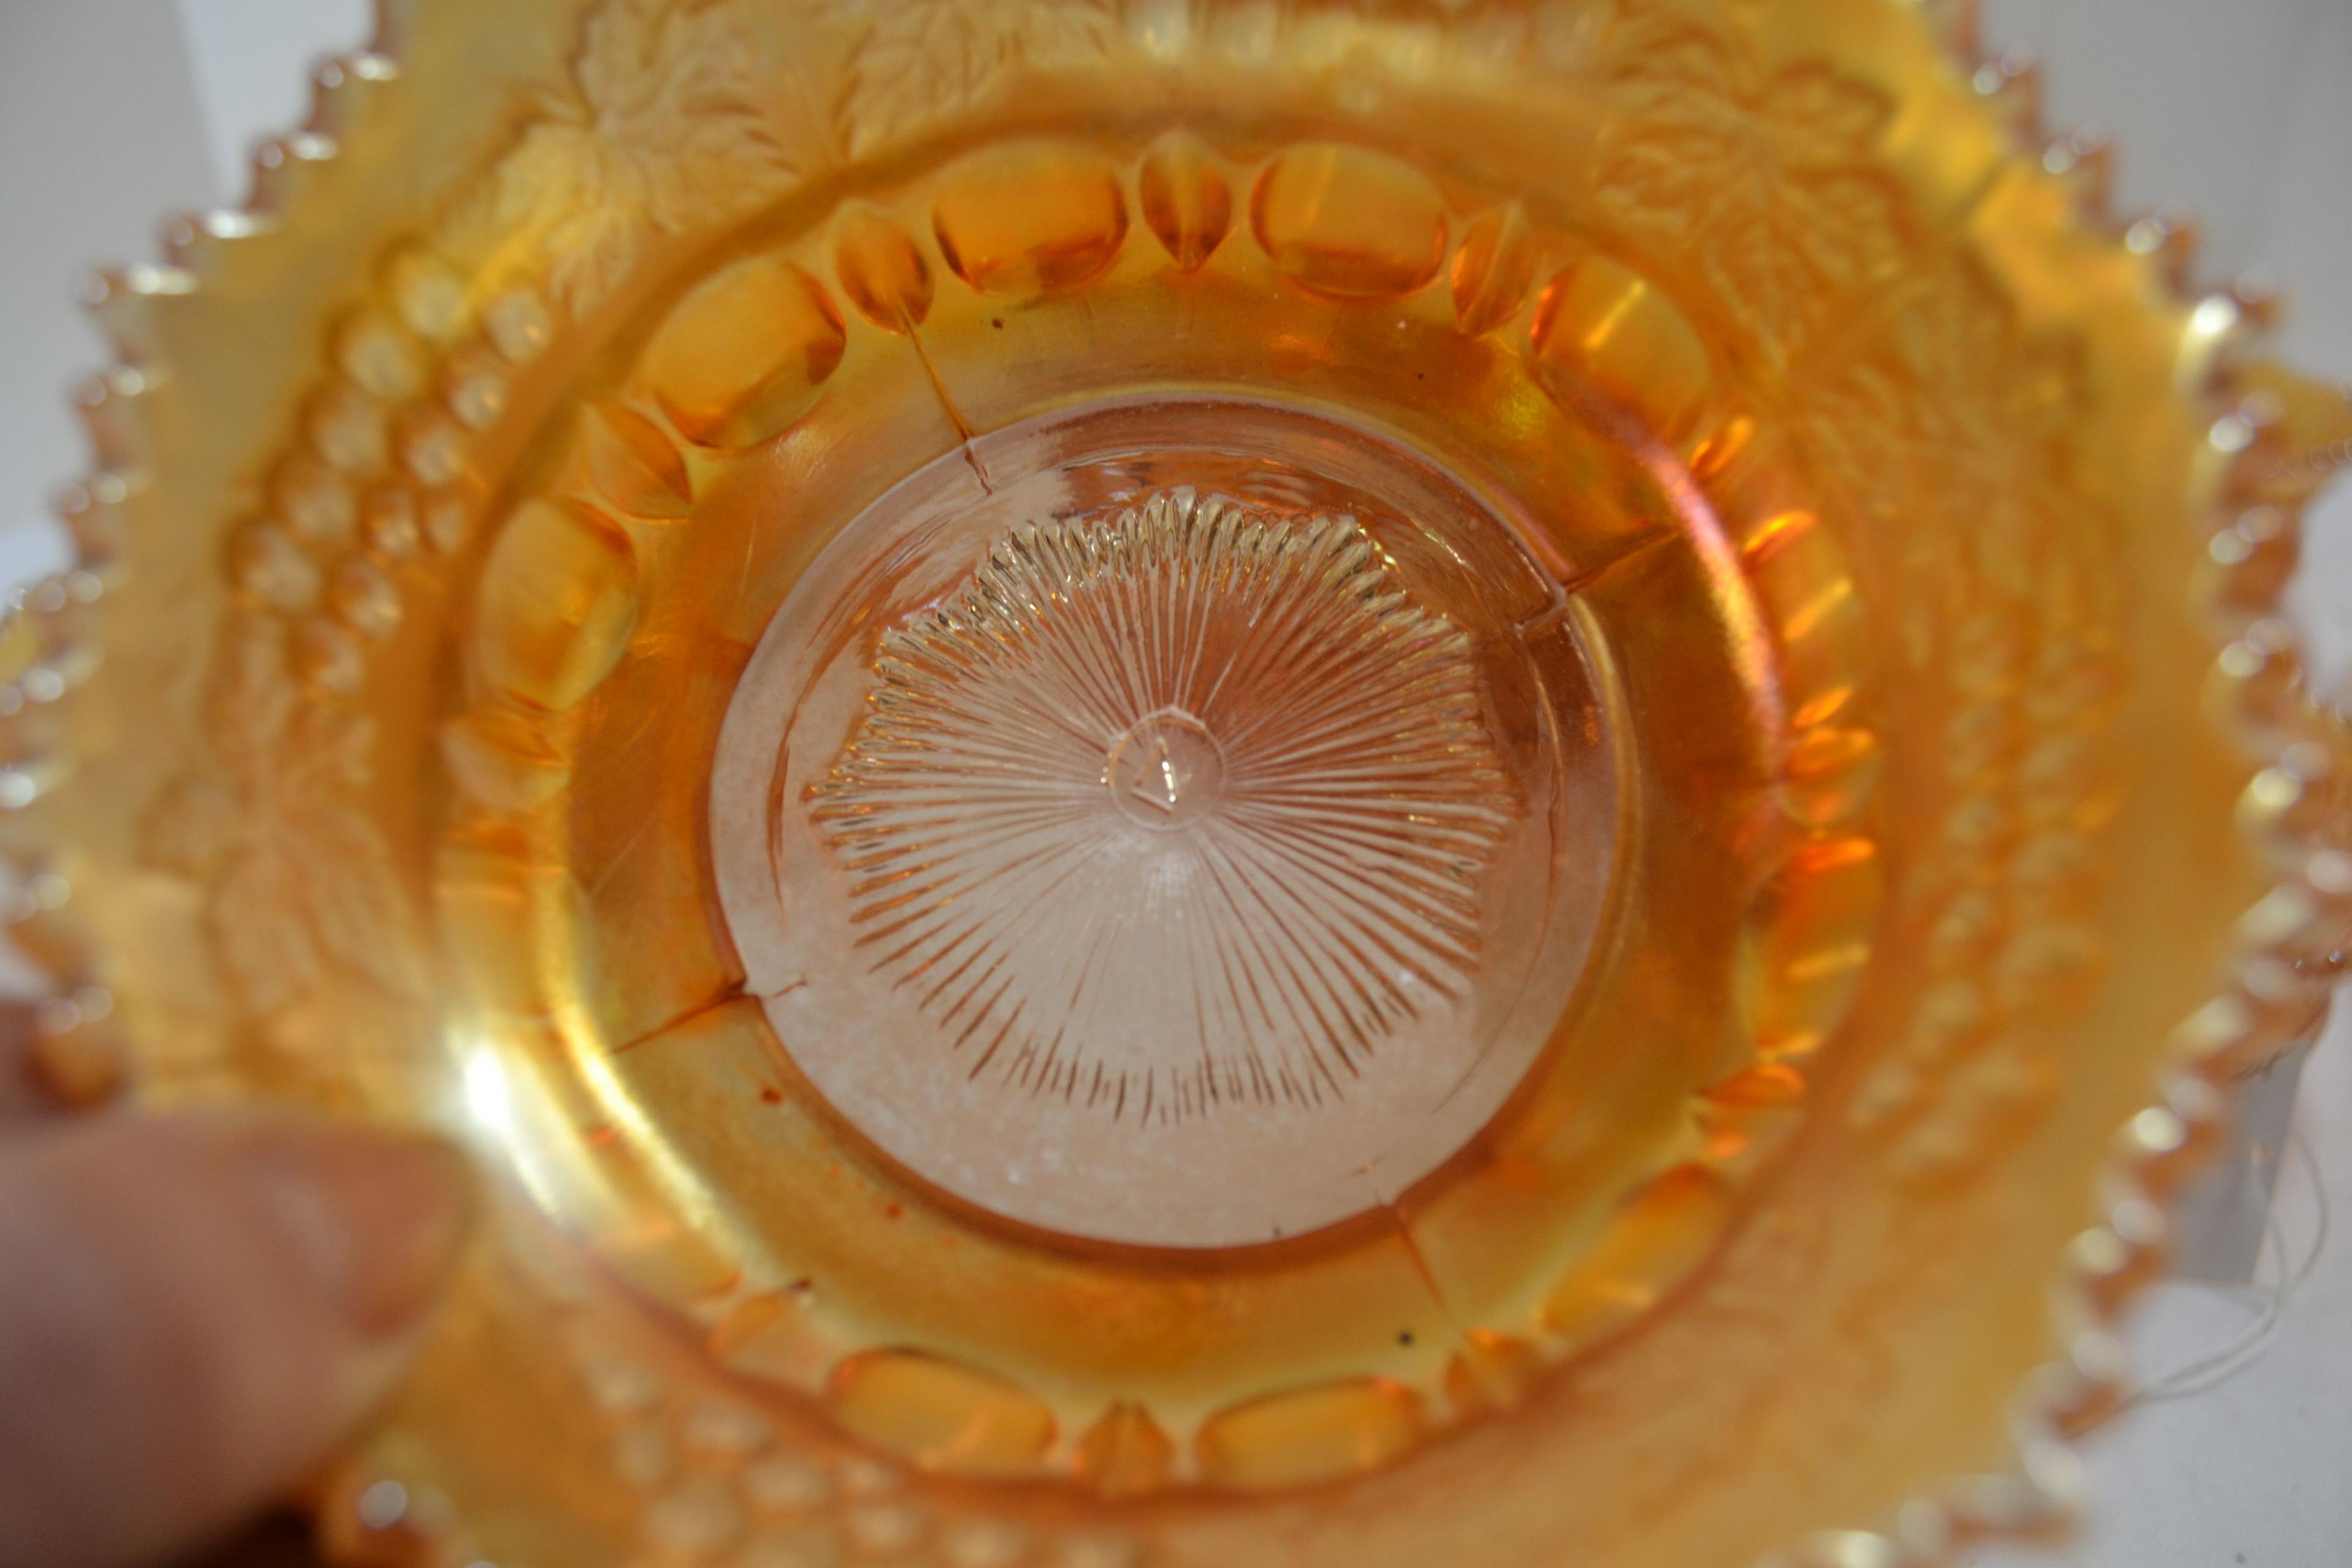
[0,1111,473,1568]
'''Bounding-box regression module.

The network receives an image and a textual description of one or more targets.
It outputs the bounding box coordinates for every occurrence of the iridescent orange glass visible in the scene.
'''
[16,1,2352,1566]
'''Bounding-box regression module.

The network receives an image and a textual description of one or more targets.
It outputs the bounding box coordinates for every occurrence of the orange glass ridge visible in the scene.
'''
[15,1,2352,1566]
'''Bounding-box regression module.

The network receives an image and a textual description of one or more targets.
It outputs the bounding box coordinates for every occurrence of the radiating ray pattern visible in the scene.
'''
[809,489,1517,1126]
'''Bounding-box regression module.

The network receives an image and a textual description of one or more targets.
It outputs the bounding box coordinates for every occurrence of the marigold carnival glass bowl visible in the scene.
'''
[16,0,2352,1563]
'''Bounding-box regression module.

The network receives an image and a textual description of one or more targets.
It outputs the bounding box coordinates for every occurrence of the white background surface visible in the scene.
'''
[0,3,2345,1564]
[1968,8,2352,1563]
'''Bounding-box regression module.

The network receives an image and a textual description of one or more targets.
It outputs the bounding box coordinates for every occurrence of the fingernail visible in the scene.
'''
[228,1120,476,1338]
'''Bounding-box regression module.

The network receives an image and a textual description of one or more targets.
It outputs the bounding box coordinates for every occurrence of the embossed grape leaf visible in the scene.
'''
[1765,61,1899,151]
[159,622,430,1017]
[211,840,331,1020]
[140,772,239,881]
[1597,22,1907,356]
[444,0,800,312]
[262,752,431,1003]
[1771,248,2116,1188]
[824,0,1119,156]
[1794,254,2089,601]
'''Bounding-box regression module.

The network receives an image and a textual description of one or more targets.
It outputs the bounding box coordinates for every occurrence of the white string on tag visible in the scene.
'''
[2130,1124,2330,1408]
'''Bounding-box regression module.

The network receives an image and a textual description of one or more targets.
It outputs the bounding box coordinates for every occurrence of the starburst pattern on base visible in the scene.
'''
[810,489,1517,1126]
